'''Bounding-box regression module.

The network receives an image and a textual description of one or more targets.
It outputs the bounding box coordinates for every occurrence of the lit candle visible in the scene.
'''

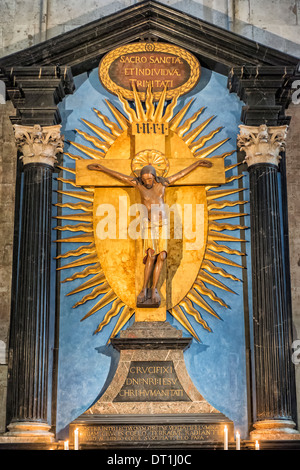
[224,425,228,450]
[255,440,260,450]
[64,440,69,450]
[236,431,240,450]
[74,428,79,450]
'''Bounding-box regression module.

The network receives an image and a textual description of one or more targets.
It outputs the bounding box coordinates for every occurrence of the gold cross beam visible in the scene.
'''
[75,157,225,187]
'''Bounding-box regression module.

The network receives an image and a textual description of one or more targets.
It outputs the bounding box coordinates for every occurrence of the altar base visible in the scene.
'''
[69,322,233,448]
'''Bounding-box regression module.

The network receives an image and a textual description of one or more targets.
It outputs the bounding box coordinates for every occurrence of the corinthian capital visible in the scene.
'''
[13,124,64,167]
[237,124,288,168]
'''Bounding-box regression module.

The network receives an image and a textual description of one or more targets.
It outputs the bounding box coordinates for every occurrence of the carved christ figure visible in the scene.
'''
[88,159,212,306]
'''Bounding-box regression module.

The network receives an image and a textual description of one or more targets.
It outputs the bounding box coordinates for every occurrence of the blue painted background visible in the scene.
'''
[55,65,251,439]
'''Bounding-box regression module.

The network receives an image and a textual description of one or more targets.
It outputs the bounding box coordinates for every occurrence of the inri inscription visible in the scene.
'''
[114,361,190,402]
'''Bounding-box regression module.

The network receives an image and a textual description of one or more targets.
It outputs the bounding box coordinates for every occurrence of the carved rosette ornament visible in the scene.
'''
[13,124,64,167]
[237,124,288,168]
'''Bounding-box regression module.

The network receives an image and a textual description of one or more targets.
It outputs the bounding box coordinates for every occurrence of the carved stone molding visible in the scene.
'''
[13,124,64,167]
[237,124,288,168]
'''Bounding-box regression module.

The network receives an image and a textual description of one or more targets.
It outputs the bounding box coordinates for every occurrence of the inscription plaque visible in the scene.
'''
[114,361,190,402]
[69,415,235,447]
[84,423,223,442]
[99,42,201,101]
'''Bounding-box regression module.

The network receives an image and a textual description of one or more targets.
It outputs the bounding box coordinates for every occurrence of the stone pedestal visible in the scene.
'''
[69,322,233,448]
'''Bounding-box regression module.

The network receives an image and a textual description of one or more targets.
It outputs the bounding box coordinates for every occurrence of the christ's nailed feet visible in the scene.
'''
[151,288,161,304]
[137,287,147,304]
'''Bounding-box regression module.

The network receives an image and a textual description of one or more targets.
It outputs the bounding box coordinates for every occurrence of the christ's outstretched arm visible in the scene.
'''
[166,159,212,185]
[87,163,137,187]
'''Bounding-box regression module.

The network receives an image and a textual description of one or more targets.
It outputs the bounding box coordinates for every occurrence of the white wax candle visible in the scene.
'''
[224,425,228,450]
[255,440,260,450]
[74,428,79,450]
[236,431,240,450]
[64,440,69,450]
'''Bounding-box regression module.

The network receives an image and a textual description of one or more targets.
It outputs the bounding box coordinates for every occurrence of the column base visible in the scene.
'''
[251,419,300,441]
[0,421,55,443]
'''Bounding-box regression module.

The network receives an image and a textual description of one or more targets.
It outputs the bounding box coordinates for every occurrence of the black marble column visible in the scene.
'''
[1,67,74,439]
[6,123,64,439]
[7,163,54,434]
[238,124,299,438]
[249,163,295,426]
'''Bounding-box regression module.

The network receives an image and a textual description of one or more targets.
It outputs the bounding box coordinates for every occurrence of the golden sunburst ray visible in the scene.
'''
[183,116,216,146]
[225,162,242,172]
[54,223,93,233]
[72,282,111,308]
[93,107,123,137]
[206,187,245,200]
[179,297,212,331]
[169,98,194,130]
[66,273,106,296]
[56,189,94,202]
[170,305,201,341]
[209,222,248,231]
[201,260,242,282]
[208,199,248,210]
[216,150,236,160]
[117,92,136,123]
[145,84,155,120]
[55,234,95,244]
[131,82,146,121]
[153,85,167,122]
[204,250,244,269]
[194,138,230,159]
[81,118,116,146]
[55,244,96,259]
[197,270,237,294]
[189,126,223,153]
[80,290,117,321]
[57,165,76,175]
[187,289,221,319]
[64,151,83,161]
[206,241,245,257]
[75,128,110,152]
[193,280,229,308]
[55,202,93,212]
[68,141,106,159]
[108,305,135,342]
[207,231,245,244]
[55,213,93,223]
[225,174,245,184]
[61,264,102,283]
[208,211,248,221]
[57,253,99,271]
[104,99,130,131]
[161,93,179,123]
[176,107,206,137]
[94,298,125,335]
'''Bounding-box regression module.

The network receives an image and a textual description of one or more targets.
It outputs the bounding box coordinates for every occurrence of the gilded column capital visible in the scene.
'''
[13,124,64,167]
[237,124,288,168]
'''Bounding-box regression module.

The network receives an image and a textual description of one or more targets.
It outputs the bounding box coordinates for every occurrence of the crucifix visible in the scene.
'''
[87,158,212,307]
[75,105,225,323]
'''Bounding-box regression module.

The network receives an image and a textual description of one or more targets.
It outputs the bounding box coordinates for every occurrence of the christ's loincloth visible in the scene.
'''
[142,219,168,264]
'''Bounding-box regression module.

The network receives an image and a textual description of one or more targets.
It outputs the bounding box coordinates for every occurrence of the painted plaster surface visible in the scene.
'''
[55,65,249,438]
